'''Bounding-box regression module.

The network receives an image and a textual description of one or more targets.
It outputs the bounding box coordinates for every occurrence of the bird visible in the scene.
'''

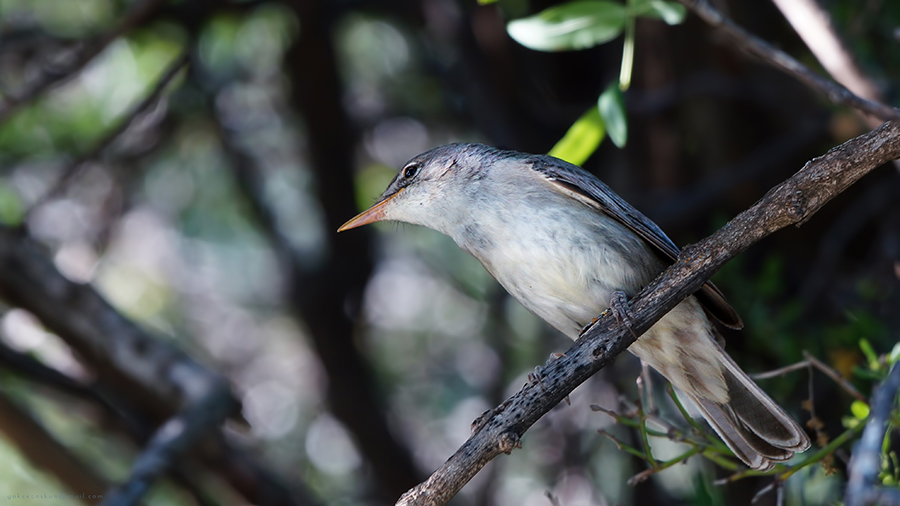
[338,143,810,470]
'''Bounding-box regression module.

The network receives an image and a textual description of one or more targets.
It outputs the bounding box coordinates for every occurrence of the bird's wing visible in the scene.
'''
[532,155,743,330]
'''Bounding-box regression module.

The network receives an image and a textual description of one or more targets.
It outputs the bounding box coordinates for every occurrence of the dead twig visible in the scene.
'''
[803,351,868,403]
[677,0,899,122]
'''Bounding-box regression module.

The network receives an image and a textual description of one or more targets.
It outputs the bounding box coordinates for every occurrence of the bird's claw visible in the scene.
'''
[528,367,545,389]
[610,290,638,339]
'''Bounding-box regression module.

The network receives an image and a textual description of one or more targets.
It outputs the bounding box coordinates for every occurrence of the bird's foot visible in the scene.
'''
[528,366,545,389]
[528,354,571,404]
[610,290,638,339]
[471,407,499,434]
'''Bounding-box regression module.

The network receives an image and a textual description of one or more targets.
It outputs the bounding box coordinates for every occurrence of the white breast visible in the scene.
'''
[451,165,663,339]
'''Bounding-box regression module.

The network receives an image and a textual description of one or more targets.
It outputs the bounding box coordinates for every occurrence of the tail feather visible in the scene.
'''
[683,352,810,470]
[630,298,810,470]
[690,397,789,471]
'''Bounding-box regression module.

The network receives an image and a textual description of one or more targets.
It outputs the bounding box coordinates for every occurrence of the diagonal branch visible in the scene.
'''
[397,121,900,505]
[676,0,899,122]
[0,0,167,125]
[0,226,237,505]
[769,0,881,108]
[0,390,110,497]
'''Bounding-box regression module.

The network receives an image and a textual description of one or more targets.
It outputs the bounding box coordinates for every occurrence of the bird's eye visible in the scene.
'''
[403,165,419,179]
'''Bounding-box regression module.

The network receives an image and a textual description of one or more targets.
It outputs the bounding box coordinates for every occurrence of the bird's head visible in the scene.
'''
[338,143,512,234]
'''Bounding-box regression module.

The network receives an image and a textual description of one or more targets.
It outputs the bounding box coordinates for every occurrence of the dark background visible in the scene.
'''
[0,0,897,504]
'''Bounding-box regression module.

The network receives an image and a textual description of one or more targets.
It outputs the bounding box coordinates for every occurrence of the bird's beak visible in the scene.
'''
[337,189,403,232]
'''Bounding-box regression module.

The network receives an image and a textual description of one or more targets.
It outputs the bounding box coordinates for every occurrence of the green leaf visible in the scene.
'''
[507,1,626,52]
[477,0,499,5]
[860,338,880,371]
[598,81,627,148]
[851,400,871,420]
[640,1,687,24]
[889,342,900,365]
[548,106,606,165]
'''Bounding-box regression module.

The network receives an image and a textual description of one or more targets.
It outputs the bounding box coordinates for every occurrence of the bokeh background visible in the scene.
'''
[0,0,897,505]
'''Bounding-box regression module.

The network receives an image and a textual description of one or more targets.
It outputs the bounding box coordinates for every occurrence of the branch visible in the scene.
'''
[0,226,237,505]
[770,0,882,115]
[0,390,109,496]
[676,0,899,122]
[26,51,189,217]
[0,0,167,125]
[845,363,900,506]
[100,383,234,506]
[397,121,900,505]
[0,337,319,506]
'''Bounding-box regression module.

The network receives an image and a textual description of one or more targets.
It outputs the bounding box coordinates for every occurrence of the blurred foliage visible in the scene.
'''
[0,0,895,505]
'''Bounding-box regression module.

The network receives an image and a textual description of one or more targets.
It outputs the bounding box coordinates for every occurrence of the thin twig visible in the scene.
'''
[749,360,811,380]
[628,446,702,485]
[770,0,883,130]
[677,0,899,122]
[803,351,867,402]
[25,51,189,219]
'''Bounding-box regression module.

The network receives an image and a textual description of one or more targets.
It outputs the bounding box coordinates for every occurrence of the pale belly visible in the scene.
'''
[463,206,665,340]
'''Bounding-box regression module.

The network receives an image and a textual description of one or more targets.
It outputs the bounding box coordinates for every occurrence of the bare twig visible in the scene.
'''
[803,351,867,403]
[26,51,189,218]
[770,0,882,119]
[677,0,899,122]
[0,0,167,125]
[396,122,900,505]
[749,360,811,380]
[845,363,900,506]
[750,352,867,402]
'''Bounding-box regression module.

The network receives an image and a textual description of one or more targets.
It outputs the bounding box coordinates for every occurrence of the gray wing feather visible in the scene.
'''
[531,155,743,329]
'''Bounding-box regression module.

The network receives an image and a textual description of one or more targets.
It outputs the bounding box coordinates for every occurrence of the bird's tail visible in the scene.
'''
[684,350,810,470]
[629,299,810,470]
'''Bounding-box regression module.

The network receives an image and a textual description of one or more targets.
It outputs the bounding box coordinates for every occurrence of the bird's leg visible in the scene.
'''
[528,353,571,405]
[528,367,545,389]
[610,290,638,339]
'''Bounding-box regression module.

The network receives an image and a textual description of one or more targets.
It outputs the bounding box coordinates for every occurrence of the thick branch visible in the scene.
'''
[845,363,900,506]
[0,391,109,497]
[397,122,900,505]
[0,226,237,504]
[677,0,899,122]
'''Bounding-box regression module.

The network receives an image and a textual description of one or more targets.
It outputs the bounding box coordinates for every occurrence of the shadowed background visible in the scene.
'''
[0,0,897,504]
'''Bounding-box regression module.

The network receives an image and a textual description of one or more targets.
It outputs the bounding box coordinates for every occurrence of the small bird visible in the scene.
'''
[339,143,809,470]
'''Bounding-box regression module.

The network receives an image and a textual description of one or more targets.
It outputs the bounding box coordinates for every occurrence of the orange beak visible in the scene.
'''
[337,188,403,232]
